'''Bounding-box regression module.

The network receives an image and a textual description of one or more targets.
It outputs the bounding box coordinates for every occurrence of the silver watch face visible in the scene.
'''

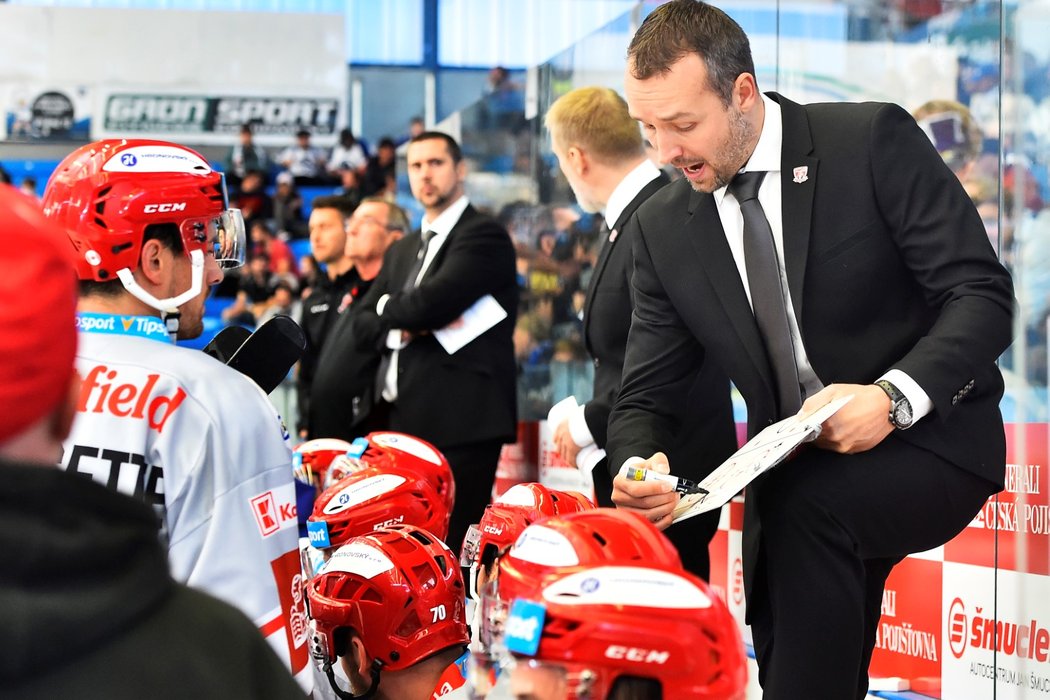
[893,402,914,428]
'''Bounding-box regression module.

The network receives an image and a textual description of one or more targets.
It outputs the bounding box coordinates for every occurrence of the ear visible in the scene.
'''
[339,633,373,694]
[138,238,171,286]
[735,72,760,113]
[566,146,589,178]
[455,158,467,181]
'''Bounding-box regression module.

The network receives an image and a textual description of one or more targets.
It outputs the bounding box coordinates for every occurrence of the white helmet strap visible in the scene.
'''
[115,248,205,312]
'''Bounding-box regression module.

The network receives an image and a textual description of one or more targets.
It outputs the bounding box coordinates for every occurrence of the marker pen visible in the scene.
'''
[624,465,709,495]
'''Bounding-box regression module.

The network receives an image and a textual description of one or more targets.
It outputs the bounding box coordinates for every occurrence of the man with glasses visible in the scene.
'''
[309,197,408,440]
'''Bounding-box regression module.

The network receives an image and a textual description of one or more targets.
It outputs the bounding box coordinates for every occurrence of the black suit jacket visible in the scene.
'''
[583,171,736,481]
[351,204,519,448]
[607,94,1014,590]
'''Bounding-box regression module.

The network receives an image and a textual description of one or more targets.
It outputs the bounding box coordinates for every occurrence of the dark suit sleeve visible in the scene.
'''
[868,103,1013,415]
[606,214,705,473]
[348,244,401,353]
[380,217,515,332]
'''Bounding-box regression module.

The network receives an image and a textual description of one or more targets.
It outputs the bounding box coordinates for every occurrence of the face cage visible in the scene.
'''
[323,453,372,490]
[476,571,512,666]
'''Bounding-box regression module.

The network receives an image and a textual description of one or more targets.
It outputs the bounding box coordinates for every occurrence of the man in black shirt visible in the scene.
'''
[297,195,358,438]
[308,197,409,440]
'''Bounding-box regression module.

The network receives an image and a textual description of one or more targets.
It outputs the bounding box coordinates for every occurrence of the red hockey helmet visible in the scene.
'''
[307,525,469,677]
[504,565,747,699]
[293,438,354,485]
[323,432,455,514]
[42,139,245,311]
[306,437,454,548]
[476,508,683,670]
[461,483,594,598]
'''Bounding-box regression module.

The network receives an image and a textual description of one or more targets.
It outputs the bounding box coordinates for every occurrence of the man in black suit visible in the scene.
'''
[351,132,518,554]
[607,2,1014,698]
[545,86,737,580]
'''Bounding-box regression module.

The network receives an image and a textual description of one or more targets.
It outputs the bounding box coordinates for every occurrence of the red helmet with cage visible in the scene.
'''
[307,525,469,676]
[42,139,245,310]
[306,435,454,548]
[504,564,747,699]
[475,508,683,669]
[323,432,455,509]
[293,438,354,485]
[461,483,594,598]
[495,508,682,605]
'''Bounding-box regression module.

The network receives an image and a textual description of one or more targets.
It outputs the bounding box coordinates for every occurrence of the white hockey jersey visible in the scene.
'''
[63,314,312,691]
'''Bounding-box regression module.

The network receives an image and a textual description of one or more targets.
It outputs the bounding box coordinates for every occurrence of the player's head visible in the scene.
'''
[306,432,455,550]
[307,525,469,698]
[476,509,682,684]
[43,139,245,337]
[461,482,595,600]
[505,565,747,699]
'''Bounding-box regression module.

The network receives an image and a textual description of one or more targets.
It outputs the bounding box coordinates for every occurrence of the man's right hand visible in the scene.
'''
[610,452,679,530]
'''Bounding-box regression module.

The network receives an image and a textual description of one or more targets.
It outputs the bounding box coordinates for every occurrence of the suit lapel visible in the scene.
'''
[583,174,668,344]
[419,204,476,283]
[685,190,775,393]
[771,93,817,326]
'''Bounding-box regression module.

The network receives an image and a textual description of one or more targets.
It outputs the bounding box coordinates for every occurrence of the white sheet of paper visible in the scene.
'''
[433,294,508,354]
[672,394,854,523]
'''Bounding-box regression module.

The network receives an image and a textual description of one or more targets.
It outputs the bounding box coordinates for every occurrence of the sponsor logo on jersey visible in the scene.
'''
[77,365,186,433]
[250,485,297,538]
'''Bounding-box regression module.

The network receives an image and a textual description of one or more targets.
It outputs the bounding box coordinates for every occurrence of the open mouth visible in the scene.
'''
[681,162,705,179]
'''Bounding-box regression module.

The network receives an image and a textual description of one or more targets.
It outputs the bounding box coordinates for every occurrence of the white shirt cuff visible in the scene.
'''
[376,293,390,316]
[567,403,595,448]
[879,368,934,423]
[577,444,606,473]
[385,329,404,350]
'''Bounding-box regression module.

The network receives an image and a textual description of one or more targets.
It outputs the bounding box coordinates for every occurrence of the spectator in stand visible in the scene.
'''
[255,280,300,327]
[327,128,368,180]
[279,129,328,185]
[231,169,273,226]
[250,219,299,277]
[272,172,306,238]
[397,116,426,146]
[225,123,271,191]
[298,253,322,301]
[361,137,397,198]
[19,176,39,201]
[335,167,364,211]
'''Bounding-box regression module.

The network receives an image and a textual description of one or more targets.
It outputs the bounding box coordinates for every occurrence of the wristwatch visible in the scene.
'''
[875,379,914,430]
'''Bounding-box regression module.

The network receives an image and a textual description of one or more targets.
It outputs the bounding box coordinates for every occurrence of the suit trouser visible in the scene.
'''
[747,435,998,700]
[593,459,720,581]
[438,440,504,558]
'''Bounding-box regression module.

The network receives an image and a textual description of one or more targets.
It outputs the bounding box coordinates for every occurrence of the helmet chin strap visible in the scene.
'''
[115,249,205,339]
[323,659,382,700]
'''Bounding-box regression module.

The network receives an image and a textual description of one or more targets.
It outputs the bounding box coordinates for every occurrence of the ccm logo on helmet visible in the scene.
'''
[604,645,671,665]
[143,203,187,213]
[372,514,405,530]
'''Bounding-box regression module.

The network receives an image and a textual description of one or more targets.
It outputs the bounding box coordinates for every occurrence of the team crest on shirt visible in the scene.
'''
[792,166,809,184]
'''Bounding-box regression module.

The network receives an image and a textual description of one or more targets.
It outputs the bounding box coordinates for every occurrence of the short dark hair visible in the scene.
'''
[310,194,357,220]
[79,223,184,298]
[358,196,410,234]
[608,675,662,700]
[627,0,756,107]
[408,131,463,164]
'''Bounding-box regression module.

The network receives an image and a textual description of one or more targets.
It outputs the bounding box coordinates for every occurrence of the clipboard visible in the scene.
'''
[672,394,854,523]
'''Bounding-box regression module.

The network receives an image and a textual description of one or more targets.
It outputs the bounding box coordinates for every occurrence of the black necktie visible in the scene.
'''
[401,229,437,291]
[728,171,802,417]
[376,230,437,402]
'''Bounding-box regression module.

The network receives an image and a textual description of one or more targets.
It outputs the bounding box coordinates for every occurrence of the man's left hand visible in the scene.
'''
[802,383,894,454]
[552,419,582,466]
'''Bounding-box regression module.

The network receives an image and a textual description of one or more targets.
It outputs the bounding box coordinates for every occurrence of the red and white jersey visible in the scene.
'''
[62,316,312,691]
[431,652,471,699]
